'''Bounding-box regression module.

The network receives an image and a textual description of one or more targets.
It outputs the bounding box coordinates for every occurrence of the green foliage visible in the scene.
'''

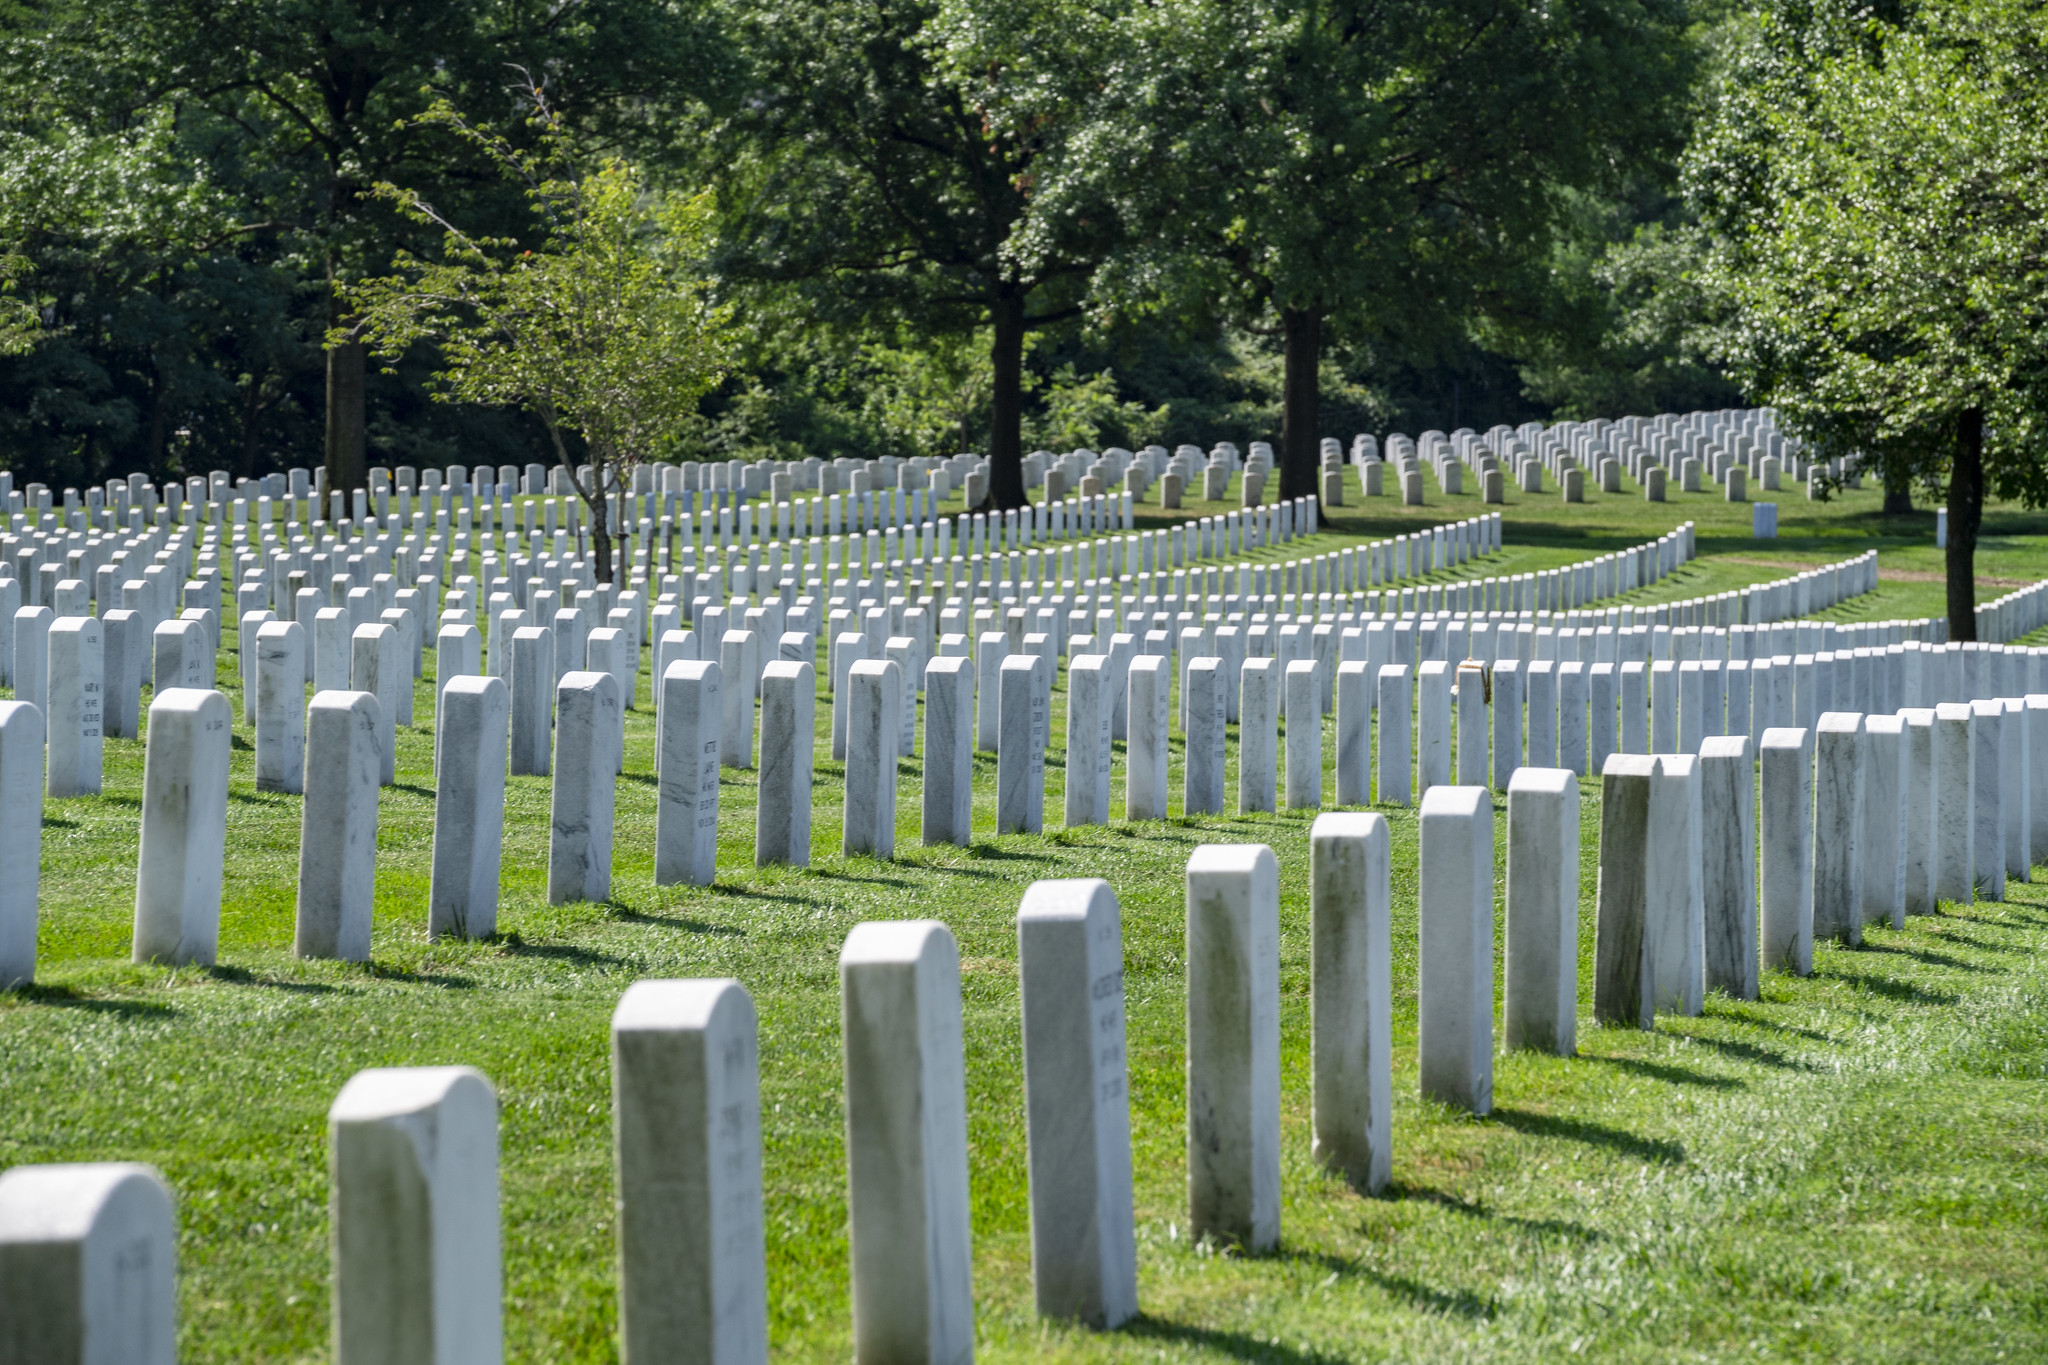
[1687,0,2048,501]
[0,254,41,357]
[343,98,731,472]
[341,87,732,576]
[0,0,726,487]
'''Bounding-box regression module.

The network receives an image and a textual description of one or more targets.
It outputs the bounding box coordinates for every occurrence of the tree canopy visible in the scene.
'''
[1685,0,2048,636]
[343,86,731,583]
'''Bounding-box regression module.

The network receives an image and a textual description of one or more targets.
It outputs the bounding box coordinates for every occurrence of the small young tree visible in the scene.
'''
[336,77,730,583]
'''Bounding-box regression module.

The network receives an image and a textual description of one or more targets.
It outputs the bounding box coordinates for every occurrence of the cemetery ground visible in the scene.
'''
[6,465,2048,1361]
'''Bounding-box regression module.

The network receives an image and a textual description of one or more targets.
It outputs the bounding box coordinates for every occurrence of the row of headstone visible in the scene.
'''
[1364,409,1807,498]
[11,689,2041,1352]
[0,842,1389,1356]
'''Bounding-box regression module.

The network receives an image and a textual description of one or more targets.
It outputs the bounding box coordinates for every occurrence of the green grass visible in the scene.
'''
[5,470,2048,1362]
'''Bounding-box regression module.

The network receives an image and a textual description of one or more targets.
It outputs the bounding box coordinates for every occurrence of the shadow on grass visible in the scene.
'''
[1121,1310,1382,1362]
[3,984,175,1016]
[607,904,748,935]
[493,932,635,969]
[1381,1180,1612,1239]
[964,842,1056,864]
[1859,941,1995,973]
[362,962,479,989]
[205,964,345,994]
[1486,1107,1687,1166]
[801,866,918,888]
[388,782,438,800]
[1580,1053,1743,1091]
[1663,1032,1816,1073]
[1810,962,1959,1006]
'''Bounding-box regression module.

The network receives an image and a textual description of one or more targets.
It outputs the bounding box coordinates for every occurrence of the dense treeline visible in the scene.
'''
[0,0,1777,498]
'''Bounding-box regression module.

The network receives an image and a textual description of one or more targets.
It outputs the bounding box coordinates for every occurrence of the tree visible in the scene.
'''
[705,0,1118,509]
[1687,0,2048,639]
[0,0,727,491]
[0,255,40,357]
[989,0,1690,509]
[339,84,731,584]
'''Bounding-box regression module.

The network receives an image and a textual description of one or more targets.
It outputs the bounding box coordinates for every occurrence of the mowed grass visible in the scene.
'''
[3,468,2047,1363]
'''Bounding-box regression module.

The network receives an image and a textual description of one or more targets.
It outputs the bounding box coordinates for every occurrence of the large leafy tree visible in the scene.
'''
[706,0,1117,509]
[0,0,724,490]
[1688,0,2048,638]
[991,0,1691,506]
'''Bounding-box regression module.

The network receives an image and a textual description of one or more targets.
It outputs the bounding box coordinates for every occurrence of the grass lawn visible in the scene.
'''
[4,463,2047,1362]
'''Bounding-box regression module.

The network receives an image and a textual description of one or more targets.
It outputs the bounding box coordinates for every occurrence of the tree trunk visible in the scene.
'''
[1881,469,1913,516]
[1946,406,1984,643]
[589,463,614,584]
[325,286,367,497]
[987,290,1027,511]
[1280,305,1323,512]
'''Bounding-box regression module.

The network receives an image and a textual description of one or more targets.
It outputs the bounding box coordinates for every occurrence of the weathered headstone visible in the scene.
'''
[843,659,901,859]
[510,626,555,777]
[1179,656,1223,816]
[839,921,974,1364]
[12,606,51,711]
[350,623,401,785]
[1970,699,2005,900]
[328,1066,501,1365]
[610,979,769,1365]
[1285,659,1322,810]
[719,629,759,770]
[1861,713,1908,929]
[922,656,974,846]
[1063,655,1113,826]
[1524,660,1557,770]
[1454,661,1489,786]
[100,609,144,739]
[1759,726,1814,973]
[1594,752,1657,1026]
[296,690,381,961]
[998,654,1046,834]
[833,632,868,761]
[1492,658,1522,788]
[1309,812,1391,1192]
[431,676,508,939]
[1899,707,1938,913]
[1931,702,1974,904]
[659,658,724,892]
[1418,785,1494,1112]
[1185,843,1281,1250]
[1016,880,1137,1327]
[550,670,620,904]
[1335,661,1372,805]
[1237,657,1278,814]
[46,616,103,798]
[2001,698,2030,883]
[1376,664,1412,805]
[757,661,814,867]
[315,606,354,692]
[1699,735,1757,999]
[253,621,307,793]
[0,1162,177,1365]
[975,631,1006,754]
[1647,753,1704,1015]
[0,703,43,989]
[132,688,230,967]
[1505,768,1578,1055]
